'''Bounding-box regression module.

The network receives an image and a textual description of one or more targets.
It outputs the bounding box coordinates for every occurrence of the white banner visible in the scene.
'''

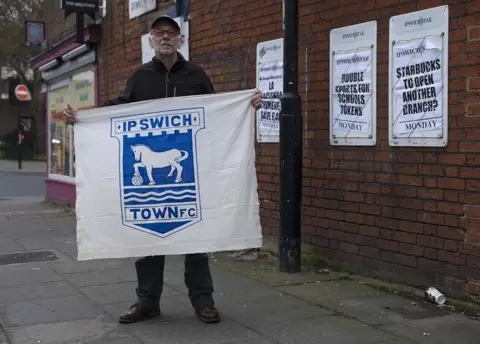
[392,35,444,137]
[256,38,283,143]
[331,48,373,135]
[74,89,262,260]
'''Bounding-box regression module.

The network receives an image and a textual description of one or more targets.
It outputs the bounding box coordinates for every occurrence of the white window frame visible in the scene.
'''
[47,65,96,184]
[47,78,74,183]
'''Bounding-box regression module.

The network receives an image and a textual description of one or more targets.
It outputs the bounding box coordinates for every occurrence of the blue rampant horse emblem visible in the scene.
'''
[110,108,205,237]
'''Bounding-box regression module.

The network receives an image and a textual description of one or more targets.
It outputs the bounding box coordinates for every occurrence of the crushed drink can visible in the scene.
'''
[425,287,446,305]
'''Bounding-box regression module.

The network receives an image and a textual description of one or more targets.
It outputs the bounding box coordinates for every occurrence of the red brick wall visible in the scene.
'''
[98,0,173,104]
[186,0,480,296]
[41,0,480,296]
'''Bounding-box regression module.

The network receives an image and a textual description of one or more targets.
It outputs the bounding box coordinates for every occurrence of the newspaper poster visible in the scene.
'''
[256,38,283,143]
[329,20,377,146]
[392,35,444,137]
[388,5,449,147]
[331,49,373,135]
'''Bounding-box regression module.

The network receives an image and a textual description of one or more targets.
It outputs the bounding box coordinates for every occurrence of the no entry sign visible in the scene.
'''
[15,84,31,101]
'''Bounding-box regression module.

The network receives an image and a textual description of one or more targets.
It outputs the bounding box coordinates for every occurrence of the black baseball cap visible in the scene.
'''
[150,15,180,32]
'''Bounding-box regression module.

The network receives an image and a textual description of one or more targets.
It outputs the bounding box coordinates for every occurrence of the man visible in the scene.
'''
[63,15,262,324]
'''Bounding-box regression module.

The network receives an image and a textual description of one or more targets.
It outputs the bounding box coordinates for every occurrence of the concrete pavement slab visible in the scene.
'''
[379,313,480,344]
[215,291,333,327]
[0,238,24,254]
[277,279,385,303]
[61,267,137,287]
[5,318,140,344]
[49,258,128,274]
[209,253,277,272]
[0,203,65,220]
[255,315,396,344]
[15,235,76,251]
[225,339,278,344]
[85,338,143,344]
[102,295,194,323]
[125,317,261,344]
[0,262,63,288]
[377,340,416,344]
[165,266,280,298]
[209,251,346,287]
[0,281,79,306]
[239,268,342,287]
[80,282,139,305]
[276,279,457,328]
[314,290,449,326]
[0,295,107,327]
[80,281,182,305]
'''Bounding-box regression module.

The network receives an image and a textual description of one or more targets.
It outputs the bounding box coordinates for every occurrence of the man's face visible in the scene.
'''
[149,22,181,56]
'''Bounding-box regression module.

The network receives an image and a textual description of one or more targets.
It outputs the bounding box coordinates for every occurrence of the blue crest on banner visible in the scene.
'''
[111,107,205,237]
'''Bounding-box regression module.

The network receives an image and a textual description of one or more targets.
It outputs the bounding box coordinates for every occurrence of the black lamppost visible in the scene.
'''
[279,0,302,273]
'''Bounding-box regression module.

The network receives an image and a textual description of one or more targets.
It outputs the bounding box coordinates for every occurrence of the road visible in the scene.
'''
[0,170,45,202]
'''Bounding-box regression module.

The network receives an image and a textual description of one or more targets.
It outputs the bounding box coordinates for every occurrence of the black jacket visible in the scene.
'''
[104,53,214,106]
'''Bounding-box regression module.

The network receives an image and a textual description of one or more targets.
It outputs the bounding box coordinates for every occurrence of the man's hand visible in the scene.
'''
[63,104,78,125]
[251,88,262,110]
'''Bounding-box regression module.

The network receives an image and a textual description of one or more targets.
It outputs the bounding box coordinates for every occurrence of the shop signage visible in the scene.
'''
[60,0,99,13]
[25,21,45,46]
[61,0,99,43]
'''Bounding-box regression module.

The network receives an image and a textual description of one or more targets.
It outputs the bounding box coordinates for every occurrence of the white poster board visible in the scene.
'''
[256,38,283,143]
[142,17,190,64]
[129,0,156,19]
[74,89,262,260]
[329,21,377,146]
[388,6,449,147]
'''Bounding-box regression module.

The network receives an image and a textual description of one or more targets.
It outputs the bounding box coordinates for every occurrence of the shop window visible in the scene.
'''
[49,84,71,177]
[71,70,95,111]
[48,67,96,181]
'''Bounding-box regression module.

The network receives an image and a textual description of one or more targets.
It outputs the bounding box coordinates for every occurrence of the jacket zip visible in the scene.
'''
[165,72,170,97]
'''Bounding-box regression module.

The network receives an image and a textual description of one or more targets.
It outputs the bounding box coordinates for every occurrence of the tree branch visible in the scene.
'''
[0,0,43,84]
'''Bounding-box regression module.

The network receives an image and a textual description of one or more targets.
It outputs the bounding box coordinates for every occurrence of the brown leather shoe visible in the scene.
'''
[118,302,160,324]
[195,305,221,324]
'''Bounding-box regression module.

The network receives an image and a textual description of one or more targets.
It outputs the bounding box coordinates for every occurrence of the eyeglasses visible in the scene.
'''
[150,29,179,37]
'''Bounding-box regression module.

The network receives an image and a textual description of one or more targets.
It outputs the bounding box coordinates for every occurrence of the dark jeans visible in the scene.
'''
[135,253,214,311]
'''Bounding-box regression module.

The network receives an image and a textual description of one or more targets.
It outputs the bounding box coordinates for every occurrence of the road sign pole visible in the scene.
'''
[279,0,302,273]
[17,113,22,170]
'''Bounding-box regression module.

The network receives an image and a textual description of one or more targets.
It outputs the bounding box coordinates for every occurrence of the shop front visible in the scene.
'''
[29,25,101,206]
